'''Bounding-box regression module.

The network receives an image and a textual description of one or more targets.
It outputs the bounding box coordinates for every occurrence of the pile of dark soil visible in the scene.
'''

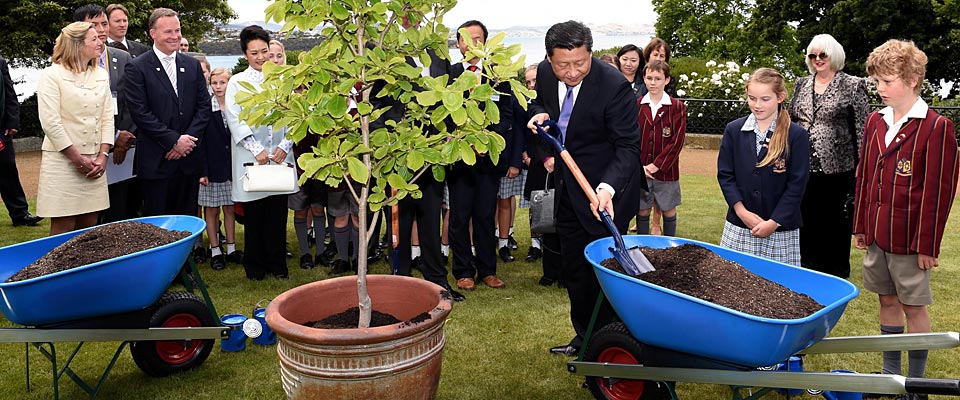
[6,222,191,283]
[304,307,433,329]
[601,244,823,319]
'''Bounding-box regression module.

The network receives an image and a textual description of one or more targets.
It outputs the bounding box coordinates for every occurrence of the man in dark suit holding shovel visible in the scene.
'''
[527,20,642,356]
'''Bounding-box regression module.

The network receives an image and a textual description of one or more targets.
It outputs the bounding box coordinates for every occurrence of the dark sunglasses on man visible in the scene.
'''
[807,52,829,60]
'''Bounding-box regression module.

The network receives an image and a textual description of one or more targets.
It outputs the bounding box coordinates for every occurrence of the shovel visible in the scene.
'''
[533,120,656,275]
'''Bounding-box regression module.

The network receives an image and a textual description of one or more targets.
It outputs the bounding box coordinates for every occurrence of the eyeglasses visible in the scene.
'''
[807,52,828,60]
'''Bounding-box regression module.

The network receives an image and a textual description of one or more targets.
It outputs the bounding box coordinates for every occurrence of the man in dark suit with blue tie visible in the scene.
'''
[527,21,642,356]
[125,8,210,217]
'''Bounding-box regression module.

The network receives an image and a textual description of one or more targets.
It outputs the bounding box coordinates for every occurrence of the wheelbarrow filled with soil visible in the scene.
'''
[0,215,208,326]
[584,235,859,368]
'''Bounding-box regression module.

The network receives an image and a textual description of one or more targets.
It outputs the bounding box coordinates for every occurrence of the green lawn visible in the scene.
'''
[1,174,959,399]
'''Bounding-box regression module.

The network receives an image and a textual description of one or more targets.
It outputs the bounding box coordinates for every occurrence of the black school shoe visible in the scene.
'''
[330,259,352,274]
[210,254,226,270]
[226,250,244,264]
[300,254,315,269]
[508,234,518,250]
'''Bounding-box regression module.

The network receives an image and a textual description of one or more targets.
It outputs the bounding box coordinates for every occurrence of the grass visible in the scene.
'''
[1,174,959,399]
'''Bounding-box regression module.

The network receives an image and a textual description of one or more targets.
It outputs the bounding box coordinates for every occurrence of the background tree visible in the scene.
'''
[0,0,234,67]
[652,0,797,73]
[754,0,959,94]
[243,0,531,327]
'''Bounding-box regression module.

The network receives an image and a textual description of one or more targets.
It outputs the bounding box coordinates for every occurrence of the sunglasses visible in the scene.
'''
[807,52,829,60]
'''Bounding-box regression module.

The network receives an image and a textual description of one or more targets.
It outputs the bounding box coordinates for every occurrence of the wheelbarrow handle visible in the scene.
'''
[533,121,626,251]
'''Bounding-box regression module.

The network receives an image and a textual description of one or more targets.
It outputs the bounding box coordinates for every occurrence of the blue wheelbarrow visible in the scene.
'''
[569,235,960,399]
[0,216,227,398]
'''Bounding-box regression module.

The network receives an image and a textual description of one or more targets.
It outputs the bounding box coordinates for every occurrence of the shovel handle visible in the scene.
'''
[534,121,599,210]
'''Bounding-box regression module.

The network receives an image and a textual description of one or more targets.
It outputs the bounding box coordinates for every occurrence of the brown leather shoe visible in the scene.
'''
[456,277,475,291]
[481,275,506,289]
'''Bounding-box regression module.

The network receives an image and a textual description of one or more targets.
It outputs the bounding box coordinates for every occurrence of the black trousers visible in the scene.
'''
[101,178,141,223]
[243,194,289,279]
[557,187,616,348]
[449,170,499,280]
[799,170,855,278]
[0,140,29,220]
[541,232,561,281]
[395,180,447,286]
[140,173,200,217]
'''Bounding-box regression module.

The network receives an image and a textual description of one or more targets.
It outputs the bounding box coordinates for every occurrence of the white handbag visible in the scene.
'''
[242,162,296,192]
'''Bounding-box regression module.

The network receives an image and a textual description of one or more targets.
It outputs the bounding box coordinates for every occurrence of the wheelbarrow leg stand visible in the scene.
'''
[179,257,219,322]
[26,340,129,400]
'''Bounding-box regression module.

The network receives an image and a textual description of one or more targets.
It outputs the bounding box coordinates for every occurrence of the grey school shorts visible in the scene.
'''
[638,178,682,210]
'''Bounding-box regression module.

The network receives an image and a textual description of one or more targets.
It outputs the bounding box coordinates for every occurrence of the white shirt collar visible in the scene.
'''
[557,80,583,111]
[879,97,928,128]
[640,92,672,106]
[462,60,483,72]
[153,46,175,61]
[741,112,778,133]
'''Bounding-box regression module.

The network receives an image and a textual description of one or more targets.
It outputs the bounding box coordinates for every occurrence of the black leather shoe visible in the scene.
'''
[321,246,337,264]
[12,213,43,227]
[441,285,466,302]
[226,250,244,264]
[508,234,518,250]
[192,247,208,264]
[367,247,384,264]
[314,251,330,267]
[300,254,315,269]
[411,256,422,271]
[330,259,351,274]
[210,254,226,270]
[498,246,514,262]
[526,247,542,262]
[549,345,579,356]
[538,276,556,286]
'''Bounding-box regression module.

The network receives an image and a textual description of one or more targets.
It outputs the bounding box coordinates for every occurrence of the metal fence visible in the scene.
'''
[681,98,960,139]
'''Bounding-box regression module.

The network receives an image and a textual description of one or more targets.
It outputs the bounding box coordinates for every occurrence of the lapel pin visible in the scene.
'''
[179,67,185,73]
[155,67,161,72]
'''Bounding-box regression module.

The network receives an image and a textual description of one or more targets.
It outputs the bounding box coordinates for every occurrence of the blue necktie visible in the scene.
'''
[558,85,574,143]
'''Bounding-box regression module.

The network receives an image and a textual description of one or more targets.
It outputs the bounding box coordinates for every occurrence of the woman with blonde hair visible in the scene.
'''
[788,33,869,279]
[268,39,286,65]
[36,21,114,235]
[717,68,810,265]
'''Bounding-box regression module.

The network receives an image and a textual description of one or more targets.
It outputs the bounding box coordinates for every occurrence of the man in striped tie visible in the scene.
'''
[124,8,210,218]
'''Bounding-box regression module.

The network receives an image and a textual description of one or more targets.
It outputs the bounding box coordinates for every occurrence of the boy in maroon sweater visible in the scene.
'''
[635,60,686,236]
[854,39,959,384]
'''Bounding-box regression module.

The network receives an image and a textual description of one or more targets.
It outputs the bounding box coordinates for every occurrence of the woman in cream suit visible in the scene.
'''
[225,25,298,280]
[37,22,114,235]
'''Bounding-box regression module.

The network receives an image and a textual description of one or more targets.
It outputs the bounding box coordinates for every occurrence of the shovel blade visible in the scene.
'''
[608,246,656,275]
[627,246,656,273]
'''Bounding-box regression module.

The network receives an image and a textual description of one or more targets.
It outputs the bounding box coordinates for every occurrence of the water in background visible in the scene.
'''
[11,34,650,100]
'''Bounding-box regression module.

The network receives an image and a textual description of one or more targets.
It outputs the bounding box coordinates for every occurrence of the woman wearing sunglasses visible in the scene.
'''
[787,33,870,279]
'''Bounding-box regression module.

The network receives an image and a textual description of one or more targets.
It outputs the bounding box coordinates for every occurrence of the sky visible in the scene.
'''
[227,0,657,28]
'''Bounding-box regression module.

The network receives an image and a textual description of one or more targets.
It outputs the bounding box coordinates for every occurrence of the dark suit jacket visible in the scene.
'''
[103,47,135,133]
[109,39,150,57]
[125,50,211,179]
[369,50,450,186]
[717,116,810,231]
[201,109,232,182]
[853,109,958,257]
[447,63,515,176]
[0,57,19,140]
[528,57,642,236]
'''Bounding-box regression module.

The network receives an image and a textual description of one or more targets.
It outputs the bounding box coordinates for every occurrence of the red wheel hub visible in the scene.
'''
[155,313,203,364]
[595,346,646,399]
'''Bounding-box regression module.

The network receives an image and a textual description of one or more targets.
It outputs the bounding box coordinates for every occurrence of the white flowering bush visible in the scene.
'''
[675,60,750,100]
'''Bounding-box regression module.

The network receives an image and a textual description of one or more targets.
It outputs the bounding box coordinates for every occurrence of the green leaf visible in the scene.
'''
[407,150,425,171]
[346,157,368,184]
[484,99,500,123]
[432,165,446,182]
[420,148,442,164]
[459,141,476,165]
[357,101,373,115]
[416,90,441,106]
[441,90,463,111]
[327,96,348,117]
[466,101,486,124]
[469,84,494,100]
[451,106,468,126]
[386,173,406,189]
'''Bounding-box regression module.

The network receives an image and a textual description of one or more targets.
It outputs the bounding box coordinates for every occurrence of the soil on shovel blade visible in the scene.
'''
[304,307,432,329]
[6,221,191,283]
[601,244,823,319]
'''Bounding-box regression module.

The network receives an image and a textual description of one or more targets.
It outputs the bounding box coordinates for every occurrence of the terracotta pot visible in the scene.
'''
[266,275,454,400]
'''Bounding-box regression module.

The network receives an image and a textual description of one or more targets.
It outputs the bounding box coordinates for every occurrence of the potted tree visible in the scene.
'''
[241,0,532,398]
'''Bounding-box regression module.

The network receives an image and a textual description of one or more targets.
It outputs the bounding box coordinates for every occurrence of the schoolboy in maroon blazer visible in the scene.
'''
[853,39,958,382]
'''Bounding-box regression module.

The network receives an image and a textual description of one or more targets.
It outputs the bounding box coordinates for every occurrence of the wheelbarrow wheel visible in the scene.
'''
[584,322,674,400]
[130,291,216,377]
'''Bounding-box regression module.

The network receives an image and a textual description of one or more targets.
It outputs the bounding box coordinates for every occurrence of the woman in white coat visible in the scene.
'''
[225,25,298,280]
